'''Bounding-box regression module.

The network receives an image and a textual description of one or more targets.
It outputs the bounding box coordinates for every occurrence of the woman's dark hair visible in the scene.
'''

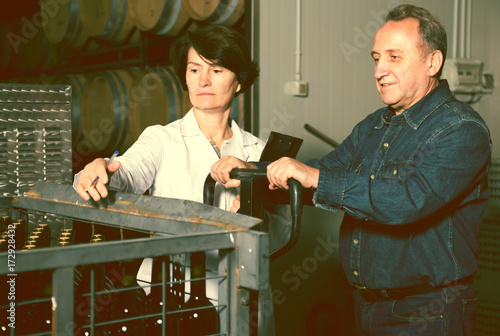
[170,25,259,96]
[386,4,447,78]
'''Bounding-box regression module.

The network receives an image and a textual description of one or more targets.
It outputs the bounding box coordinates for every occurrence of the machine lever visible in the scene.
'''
[203,169,304,261]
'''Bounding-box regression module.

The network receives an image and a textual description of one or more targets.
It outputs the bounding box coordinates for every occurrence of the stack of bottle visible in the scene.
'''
[68,231,147,335]
[138,251,220,335]
[15,221,53,335]
[70,232,116,335]
[0,216,222,335]
[0,216,27,251]
[143,254,180,335]
[58,228,75,246]
[180,252,220,335]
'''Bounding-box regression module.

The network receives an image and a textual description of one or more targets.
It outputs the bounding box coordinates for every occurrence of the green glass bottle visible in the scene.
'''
[180,252,220,335]
[144,255,180,335]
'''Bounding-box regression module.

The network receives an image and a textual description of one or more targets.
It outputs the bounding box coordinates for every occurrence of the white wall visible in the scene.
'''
[257,1,500,334]
[472,0,500,156]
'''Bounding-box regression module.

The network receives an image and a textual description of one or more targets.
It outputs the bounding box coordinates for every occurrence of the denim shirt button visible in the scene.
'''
[383,142,389,148]
[353,239,359,245]
[370,175,375,179]
[393,170,398,175]
[353,271,359,276]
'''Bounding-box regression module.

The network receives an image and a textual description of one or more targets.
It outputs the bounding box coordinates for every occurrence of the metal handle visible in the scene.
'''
[203,173,217,206]
[271,177,302,261]
[202,170,304,260]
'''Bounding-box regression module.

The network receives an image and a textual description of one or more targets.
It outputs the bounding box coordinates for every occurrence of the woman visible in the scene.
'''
[74,25,284,335]
[75,25,261,207]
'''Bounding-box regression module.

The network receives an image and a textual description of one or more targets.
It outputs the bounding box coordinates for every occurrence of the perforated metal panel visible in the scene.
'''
[0,83,73,239]
[475,159,500,334]
[0,83,72,196]
[475,228,500,301]
[488,158,500,211]
[475,300,500,336]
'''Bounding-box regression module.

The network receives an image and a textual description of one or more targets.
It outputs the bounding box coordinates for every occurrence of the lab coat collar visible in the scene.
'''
[180,108,261,161]
[179,109,204,137]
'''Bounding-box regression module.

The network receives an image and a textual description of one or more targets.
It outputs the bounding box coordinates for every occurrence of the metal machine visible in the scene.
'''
[0,181,271,335]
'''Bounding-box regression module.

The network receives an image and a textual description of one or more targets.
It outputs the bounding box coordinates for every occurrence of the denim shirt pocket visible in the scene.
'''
[379,162,404,180]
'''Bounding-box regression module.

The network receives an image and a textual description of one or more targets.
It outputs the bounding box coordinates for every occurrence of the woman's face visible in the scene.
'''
[185,47,241,114]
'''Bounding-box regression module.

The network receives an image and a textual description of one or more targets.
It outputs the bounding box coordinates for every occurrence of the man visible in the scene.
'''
[211,4,491,335]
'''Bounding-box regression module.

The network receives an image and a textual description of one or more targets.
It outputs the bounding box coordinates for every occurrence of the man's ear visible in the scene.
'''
[428,50,443,77]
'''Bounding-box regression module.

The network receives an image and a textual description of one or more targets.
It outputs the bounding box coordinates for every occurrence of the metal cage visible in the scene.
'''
[0,181,271,335]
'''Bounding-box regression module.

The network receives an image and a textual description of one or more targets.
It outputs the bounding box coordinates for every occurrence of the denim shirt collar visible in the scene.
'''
[376,80,453,130]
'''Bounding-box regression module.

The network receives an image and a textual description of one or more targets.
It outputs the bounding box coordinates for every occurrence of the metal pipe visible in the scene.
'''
[452,0,459,58]
[295,0,302,81]
[304,123,339,148]
[459,0,466,58]
[465,0,472,58]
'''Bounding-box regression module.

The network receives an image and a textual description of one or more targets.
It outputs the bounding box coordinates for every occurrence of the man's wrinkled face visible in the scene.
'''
[372,18,435,114]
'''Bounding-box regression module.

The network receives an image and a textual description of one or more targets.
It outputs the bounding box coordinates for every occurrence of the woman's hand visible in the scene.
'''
[75,158,121,201]
[210,156,255,188]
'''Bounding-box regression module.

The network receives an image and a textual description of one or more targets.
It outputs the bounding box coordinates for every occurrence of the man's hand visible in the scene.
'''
[75,158,121,201]
[267,157,319,190]
[210,156,256,188]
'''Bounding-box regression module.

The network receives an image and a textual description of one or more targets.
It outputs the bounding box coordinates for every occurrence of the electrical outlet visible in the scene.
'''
[285,80,309,97]
[442,58,483,93]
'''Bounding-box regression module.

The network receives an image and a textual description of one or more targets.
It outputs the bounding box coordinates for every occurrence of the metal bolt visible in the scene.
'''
[241,297,249,306]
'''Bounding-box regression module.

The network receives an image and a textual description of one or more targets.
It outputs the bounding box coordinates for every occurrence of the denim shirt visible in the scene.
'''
[307,80,491,289]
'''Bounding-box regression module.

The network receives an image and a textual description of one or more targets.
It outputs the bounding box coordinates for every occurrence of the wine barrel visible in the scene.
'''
[181,0,245,26]
[0,22,15,72]
[15,23,58,76]
[128,66,184,142]
[182,90,192,116]
[17,75,57,84]
[230,93,244,127]
[78,0,136,44]
[130,0,189,36]
[41,0,89,50]
[80,68,139,156]
[53,74,87,146]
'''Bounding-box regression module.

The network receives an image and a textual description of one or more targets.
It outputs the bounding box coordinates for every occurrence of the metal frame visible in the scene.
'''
[0,181,270,336]
[244,0,260,135]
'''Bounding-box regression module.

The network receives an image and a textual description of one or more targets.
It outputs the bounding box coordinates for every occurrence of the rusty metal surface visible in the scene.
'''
[13,181,262,235]
[0,232,235,274]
